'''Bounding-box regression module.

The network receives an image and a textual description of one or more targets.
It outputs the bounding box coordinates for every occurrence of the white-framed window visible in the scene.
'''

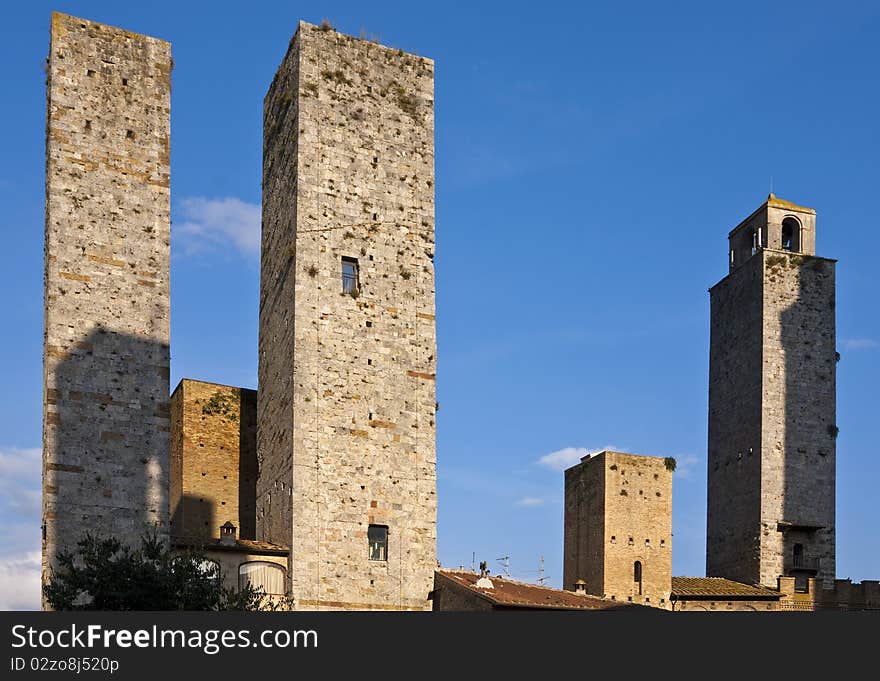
[238,561,286,595]
[342,256,359,293]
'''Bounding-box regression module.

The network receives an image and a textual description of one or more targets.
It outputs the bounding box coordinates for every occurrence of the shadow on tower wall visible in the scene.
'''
[43,326,170,580]
[238,388,258,540]
[776,255,836,588]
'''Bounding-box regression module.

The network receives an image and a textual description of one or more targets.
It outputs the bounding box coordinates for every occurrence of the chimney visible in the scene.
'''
[574,579,588,595]
[220,521,237,546]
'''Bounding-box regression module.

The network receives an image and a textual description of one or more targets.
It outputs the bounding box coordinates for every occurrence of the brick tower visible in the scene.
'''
[42,13,171,604]
[170,379,258,542]
[564,451,673,607]
[707,194,836,589]
[258,22,437,610]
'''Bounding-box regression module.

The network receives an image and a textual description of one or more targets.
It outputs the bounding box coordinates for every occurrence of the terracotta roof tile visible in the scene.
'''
[437,570,639,611]
[671,577,781,599]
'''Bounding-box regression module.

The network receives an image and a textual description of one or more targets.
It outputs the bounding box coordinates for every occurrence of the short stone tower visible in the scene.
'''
[707,194,836,589]
[42,13,171,603]
[564,451,673,607]
[170,380,258,542]
[257,22,437,610]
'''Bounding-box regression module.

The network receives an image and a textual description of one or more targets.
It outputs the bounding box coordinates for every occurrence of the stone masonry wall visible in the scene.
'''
[258,22,437,610]
[565,452,672,608]
[759,250,836,588]
[256,27,300,553]
[42,12,171,603]
[170,379,258,541]
[601,452,672,607]
[707,253,765,584]
[672,599,778,612]
[563,453,605,594]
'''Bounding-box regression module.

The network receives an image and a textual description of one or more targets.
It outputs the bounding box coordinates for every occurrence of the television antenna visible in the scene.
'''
[537,555,547,585]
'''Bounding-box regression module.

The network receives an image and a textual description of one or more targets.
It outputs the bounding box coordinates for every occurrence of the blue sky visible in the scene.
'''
[1,0,879,608]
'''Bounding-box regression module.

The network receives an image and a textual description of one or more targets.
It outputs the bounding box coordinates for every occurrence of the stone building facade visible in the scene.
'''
[170,379,258,542]
[775,576,880,611]
[669,577,781,611]
[170,379,289,602]
[707,195,836,589]
[564,451,673,608]
[257,22,437,610]
[172,525,289,599]
[42,12,171,603]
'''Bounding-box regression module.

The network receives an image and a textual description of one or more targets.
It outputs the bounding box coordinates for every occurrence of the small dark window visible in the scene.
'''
[793,542,804,567]
[342,256,359,293]
[368,524,388,561]
[634,560,643,595]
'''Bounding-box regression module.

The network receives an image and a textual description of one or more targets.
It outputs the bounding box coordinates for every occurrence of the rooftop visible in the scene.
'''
[172,536,289,557]
[436,570,638,611]
[671,577,781,599]
[765,193,815,214]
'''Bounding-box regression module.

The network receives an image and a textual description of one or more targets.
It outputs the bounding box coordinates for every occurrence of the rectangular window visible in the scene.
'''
[368,524,388,561]
[342,256,359,294]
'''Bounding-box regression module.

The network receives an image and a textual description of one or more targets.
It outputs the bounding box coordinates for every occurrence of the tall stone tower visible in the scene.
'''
[258,22,437,610]
[43,13,171,601]
[564,451,673,607]
[707,194,836,589]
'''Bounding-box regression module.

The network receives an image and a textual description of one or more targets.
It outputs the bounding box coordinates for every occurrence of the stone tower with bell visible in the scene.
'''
[707,194,837,589]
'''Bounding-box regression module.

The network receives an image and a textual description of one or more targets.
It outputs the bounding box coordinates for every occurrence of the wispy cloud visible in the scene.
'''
[0,447,41,519]
[515,497,544,507]
[842,338,878,351]
[537,445,621,472]
[0,447,41,610]
[175,196,260,257]
[673,454,700,480]
[0,551,41,610]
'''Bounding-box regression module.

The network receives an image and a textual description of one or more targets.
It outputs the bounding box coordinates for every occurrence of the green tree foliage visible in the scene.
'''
[43,533,279,611]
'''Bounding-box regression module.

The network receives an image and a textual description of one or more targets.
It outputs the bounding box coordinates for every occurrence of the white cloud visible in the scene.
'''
[537,445,621,472]
[0,447,41,519]
[516,497,544,507]
[0,551,41,610]
[175,196,261,257]
[842,338,878,351]
[0,447,43,610]
[673,454,700,480]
